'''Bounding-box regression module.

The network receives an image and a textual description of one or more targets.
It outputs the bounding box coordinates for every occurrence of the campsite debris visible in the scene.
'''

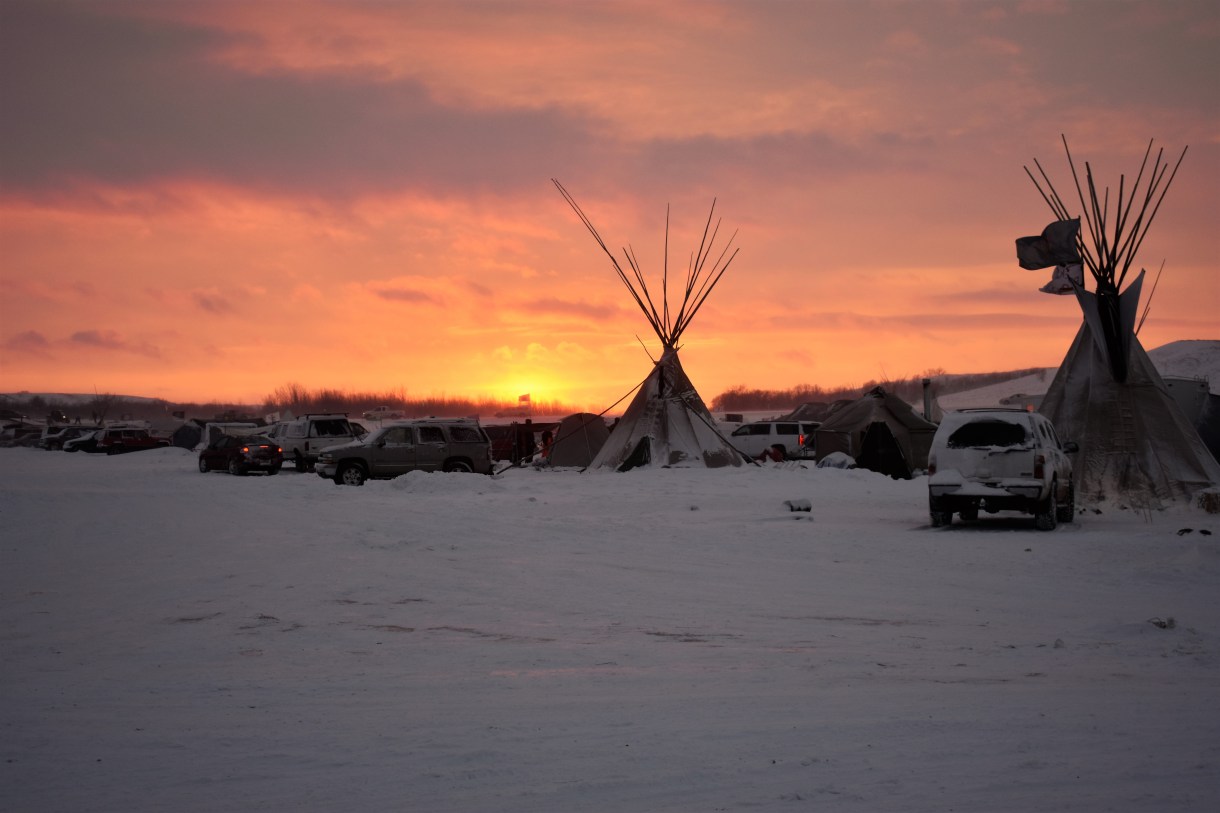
[784,499,812,512]
[1177,528,1193,536]
[1148,617,1176,630]
[1198,489,1220,514]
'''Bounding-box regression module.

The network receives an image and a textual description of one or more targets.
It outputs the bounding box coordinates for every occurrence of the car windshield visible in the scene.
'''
[947,420,1028,449]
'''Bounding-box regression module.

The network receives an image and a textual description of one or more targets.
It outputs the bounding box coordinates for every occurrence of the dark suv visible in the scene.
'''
[316,419,494,485]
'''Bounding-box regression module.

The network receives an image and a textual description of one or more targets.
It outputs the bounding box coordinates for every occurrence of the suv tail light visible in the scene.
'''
[1034,453,1046,480]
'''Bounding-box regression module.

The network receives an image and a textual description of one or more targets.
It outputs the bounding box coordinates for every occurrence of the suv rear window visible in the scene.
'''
[312,419,351,437]
[947,420,1028,449]
[450,426,483,443]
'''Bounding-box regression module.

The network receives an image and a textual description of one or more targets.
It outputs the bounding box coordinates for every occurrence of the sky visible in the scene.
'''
[1,0,1217,408]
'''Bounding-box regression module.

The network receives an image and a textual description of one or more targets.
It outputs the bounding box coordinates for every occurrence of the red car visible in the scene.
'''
[198,434,284,476]
[96,427,171,455]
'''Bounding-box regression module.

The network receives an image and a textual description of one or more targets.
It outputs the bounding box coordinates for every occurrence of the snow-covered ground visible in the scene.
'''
[3,447,1218,812]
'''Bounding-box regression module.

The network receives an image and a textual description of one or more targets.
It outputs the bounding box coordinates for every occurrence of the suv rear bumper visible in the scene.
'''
[930,479,1045,512]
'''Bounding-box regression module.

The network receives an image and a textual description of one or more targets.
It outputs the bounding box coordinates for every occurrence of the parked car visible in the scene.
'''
[316,418,494,485]
[40,425,101,451]
[927,408,1077,530]
[268,414,359,471]
[96,426,172,455]
[198,434,284,476]
[728,420,821,460]
[63,430,101,453]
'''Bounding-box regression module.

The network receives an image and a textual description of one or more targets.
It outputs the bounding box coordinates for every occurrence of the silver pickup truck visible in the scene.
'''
[927,408,1077,530]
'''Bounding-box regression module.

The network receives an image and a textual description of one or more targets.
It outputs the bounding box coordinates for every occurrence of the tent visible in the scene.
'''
[1038,278,1220,508]
[554,180,749,471]
[1021,137,1220,508]
[548,413,610,468]
[813,386,937,479]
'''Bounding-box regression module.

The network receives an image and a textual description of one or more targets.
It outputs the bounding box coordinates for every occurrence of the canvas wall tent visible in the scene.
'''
[195,421,259,450]
[548,413,610,468]
[813,387,938,479]
[1022,138,1220,508]
[554,180,750,472]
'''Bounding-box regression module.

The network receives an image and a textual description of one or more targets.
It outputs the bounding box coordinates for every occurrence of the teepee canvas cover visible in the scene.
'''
[554,180,748,471]
[1039,276,1220,507]
[590,349,743,470]
[1021,138,1220,507]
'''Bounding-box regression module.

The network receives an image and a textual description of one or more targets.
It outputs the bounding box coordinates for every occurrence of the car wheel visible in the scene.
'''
[294,452,308,472]
[228,459,246,476]
[198,457,209,473]
[1056,481,1075,523]
[1034,482,1058,531]
[443,459,474,473]
[337,463,367,486]
[267,464,281,475]
[958,505,978,522]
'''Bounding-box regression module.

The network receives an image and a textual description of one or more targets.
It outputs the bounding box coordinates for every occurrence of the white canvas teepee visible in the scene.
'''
[1021,138,1220,508]
[1040,275,1220,508]
[554,180,748,471]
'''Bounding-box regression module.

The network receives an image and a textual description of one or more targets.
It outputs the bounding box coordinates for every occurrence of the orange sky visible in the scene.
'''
[2,0,1217,408]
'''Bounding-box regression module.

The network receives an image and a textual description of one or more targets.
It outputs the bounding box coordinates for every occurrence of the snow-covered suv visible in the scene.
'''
[927,409,1077,530]
[315,418,493,485]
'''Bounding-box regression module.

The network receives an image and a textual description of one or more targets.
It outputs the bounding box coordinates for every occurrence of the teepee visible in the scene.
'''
[1020,137,1220,508]
[554,180,748,471]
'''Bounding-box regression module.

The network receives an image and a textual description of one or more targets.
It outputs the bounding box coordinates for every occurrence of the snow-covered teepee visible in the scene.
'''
[1020,138,1220,509]
[554,180,749,471]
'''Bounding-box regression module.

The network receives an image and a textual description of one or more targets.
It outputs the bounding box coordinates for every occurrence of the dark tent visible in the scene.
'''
[813,386,938,479]
[549,413,611,468]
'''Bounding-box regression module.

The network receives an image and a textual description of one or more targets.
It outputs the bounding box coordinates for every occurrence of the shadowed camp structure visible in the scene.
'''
[554,180,749,471]
[1020,137,1220,508]
[813,386,938,479]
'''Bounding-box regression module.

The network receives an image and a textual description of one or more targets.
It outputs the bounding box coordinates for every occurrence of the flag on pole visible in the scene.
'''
[1016,218,1081,270]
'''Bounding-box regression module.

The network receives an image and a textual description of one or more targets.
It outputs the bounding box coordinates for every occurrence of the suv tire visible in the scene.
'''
[443,459,474,473]
[198,458,210,473]
[1056,482,1075,523]
[1034,481,1058,531]
[228,459,246,477]
[336,462,367,486]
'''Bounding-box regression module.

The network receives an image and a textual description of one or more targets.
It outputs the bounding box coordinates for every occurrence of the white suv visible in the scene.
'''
[267,414,359,471]
[729,420,820,460]
[927,409,1077,530]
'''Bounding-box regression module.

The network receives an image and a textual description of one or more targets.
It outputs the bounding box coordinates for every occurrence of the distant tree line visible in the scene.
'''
[3,366,1051,425]
[261,383,571,420]
[710,368,1049,412]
